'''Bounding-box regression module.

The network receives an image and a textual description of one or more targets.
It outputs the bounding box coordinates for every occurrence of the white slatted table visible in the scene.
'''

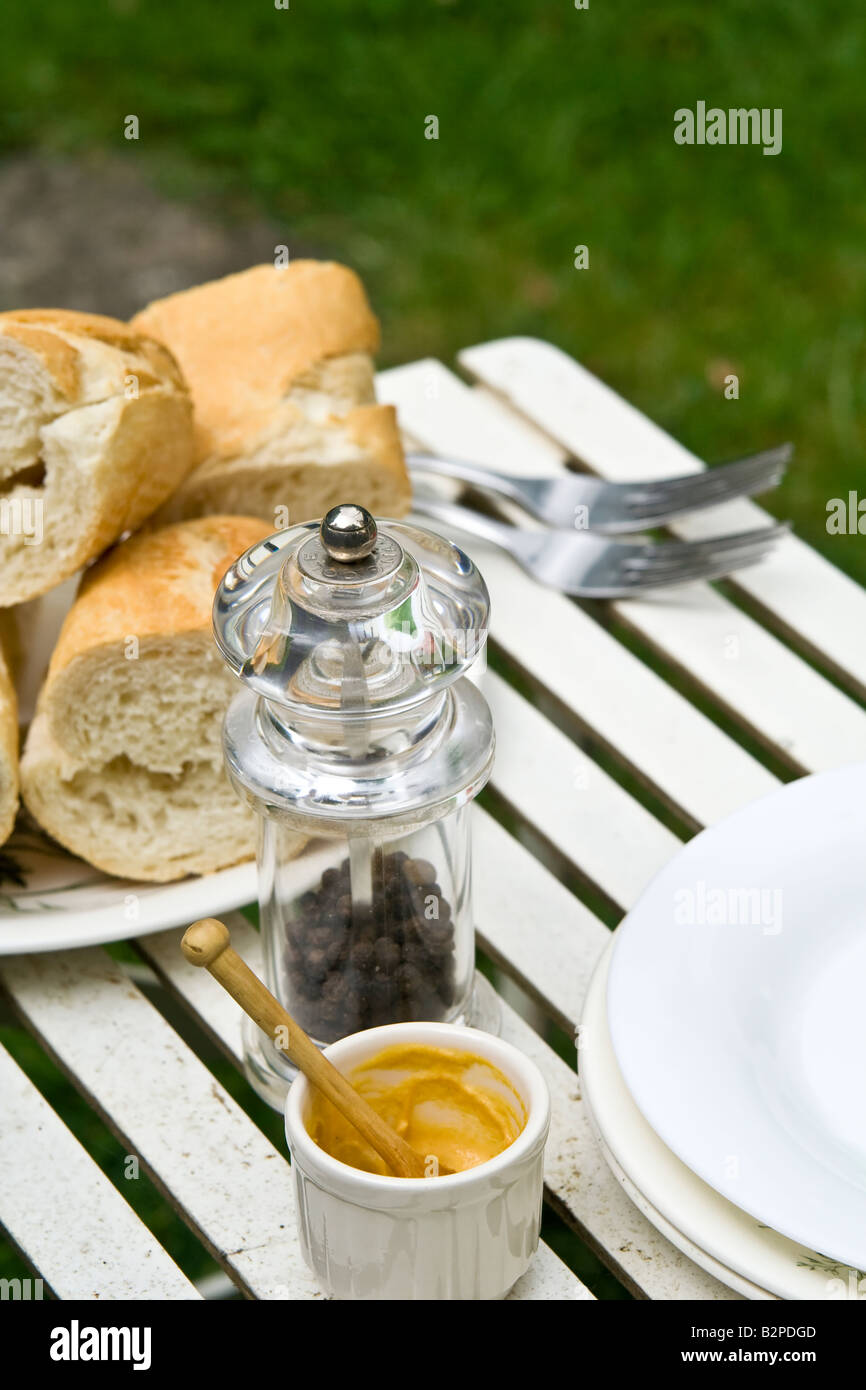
[3,336,865,1301]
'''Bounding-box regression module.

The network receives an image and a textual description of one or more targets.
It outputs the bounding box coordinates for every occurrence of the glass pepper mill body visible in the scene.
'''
[214,503,497,1108]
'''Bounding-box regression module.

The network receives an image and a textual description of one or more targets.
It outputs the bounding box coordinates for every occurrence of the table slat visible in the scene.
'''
[0,949,324,1301]
[509,1240,595,1300]
[485,669,682,911]
[0,1044,200,1301]
[474,809,609,1029]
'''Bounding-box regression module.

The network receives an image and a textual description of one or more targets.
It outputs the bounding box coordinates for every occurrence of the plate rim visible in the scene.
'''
[0,859,258,954]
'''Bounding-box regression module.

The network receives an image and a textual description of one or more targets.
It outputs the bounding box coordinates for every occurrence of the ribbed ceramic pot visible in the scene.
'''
[285,1020,550,1300]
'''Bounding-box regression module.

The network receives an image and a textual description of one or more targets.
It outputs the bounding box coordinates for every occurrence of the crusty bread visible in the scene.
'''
[0,620,19,845]
[20,515,302,882]
[0,308,196,607]
[131,262,411,528]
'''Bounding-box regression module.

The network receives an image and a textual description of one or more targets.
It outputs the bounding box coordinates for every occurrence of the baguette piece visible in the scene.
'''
[0,621,18,845]
[0,308,196,607]
[131,261,411,528]
[20,515,299,882]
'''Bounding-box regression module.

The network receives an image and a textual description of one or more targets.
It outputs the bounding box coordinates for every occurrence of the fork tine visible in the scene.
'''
[621,544,779,591]
[624,523,790,570]
[619,546,777,592]
[636,548,781,586]
[625,527,787,580]
[626,444,792,498]
[715,441,794,468]
[627,466,785,521]
[636,537,782,583]
[628,470,786,524]
[624,445,791,513]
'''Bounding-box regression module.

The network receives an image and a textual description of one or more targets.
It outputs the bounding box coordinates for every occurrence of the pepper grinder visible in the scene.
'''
[213,504,498,1108]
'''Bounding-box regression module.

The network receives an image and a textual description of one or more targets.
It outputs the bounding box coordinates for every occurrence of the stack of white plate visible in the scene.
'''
[581,762,866,1301]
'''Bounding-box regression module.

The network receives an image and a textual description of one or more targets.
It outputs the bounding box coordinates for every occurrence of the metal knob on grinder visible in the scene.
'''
[320,504,378,562]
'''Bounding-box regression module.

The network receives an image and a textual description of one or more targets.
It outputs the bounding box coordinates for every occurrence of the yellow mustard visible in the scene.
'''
[306,1043,527,1176]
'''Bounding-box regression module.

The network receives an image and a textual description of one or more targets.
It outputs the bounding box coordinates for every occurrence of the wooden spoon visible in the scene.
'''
[181,918,448,1179]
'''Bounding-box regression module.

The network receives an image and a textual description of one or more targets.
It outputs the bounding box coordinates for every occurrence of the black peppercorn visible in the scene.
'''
[404,857,437,886]
[283,848,460,1038]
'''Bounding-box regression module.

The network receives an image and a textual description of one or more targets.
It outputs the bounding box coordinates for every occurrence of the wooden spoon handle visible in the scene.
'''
[181,918,428,1179]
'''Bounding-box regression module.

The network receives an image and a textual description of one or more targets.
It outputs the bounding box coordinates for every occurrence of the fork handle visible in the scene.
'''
[408,453,546,511]
[411,495,528,551]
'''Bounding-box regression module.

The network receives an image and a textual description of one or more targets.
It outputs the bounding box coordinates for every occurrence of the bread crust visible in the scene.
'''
[0,307,188,397]
[344,403,411,495]
[131,262,411,526]
[0,309,197,607]
[0,631,18,845]
[47,514,272,681]
[132,262,381,460]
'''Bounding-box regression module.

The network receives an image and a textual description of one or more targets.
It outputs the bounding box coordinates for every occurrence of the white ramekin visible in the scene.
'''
[285,1020,550,1300]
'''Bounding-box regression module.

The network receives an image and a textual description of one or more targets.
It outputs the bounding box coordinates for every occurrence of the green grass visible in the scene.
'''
[0,0,864,582]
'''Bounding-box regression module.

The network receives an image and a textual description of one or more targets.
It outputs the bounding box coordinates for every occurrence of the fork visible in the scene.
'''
[411,495,790,598]
[408,443,790,534]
